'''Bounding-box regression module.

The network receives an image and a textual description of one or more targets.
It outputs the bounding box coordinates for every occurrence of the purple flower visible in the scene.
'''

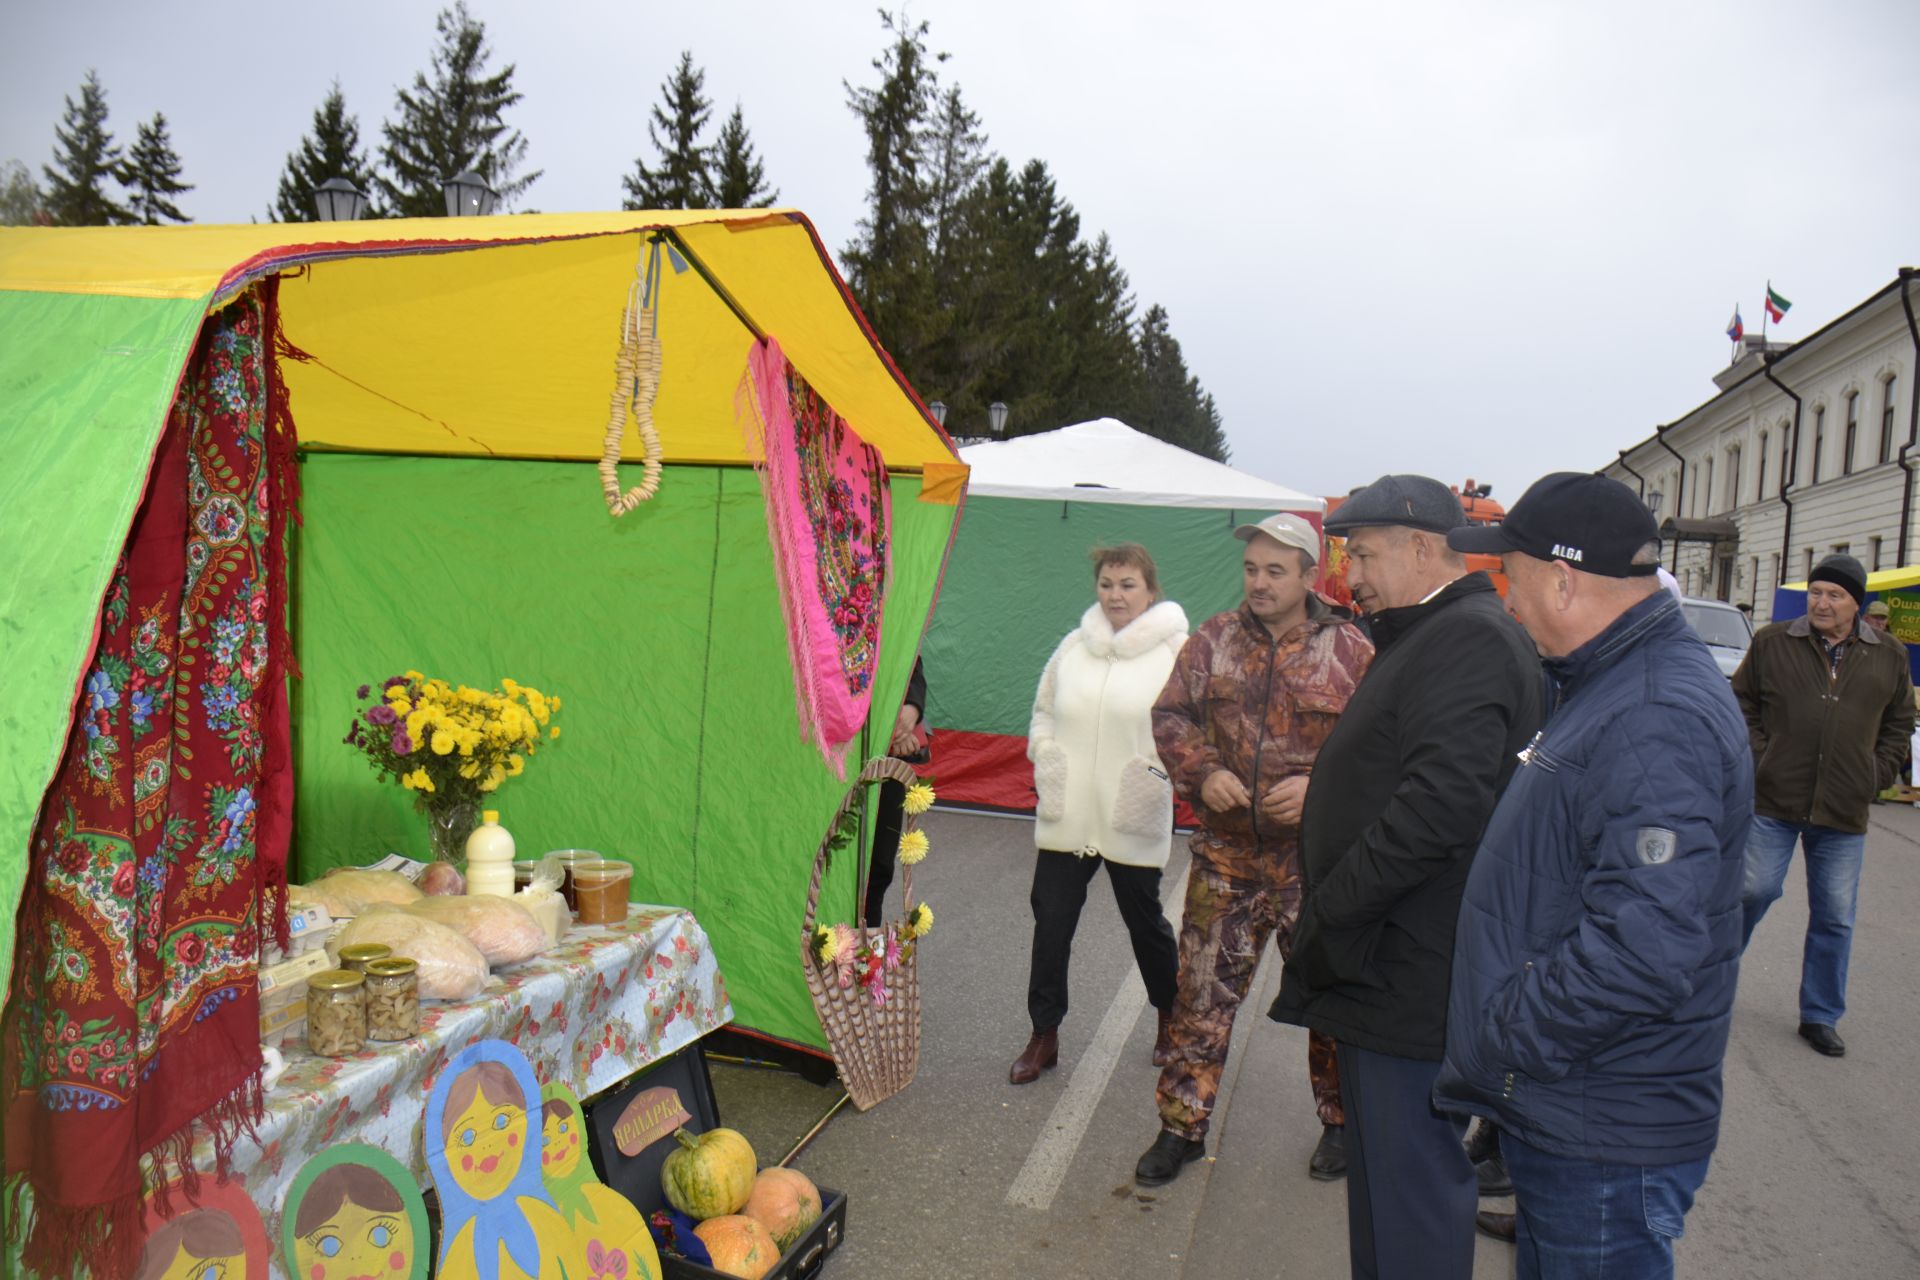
[391,728,414,755]
[365,703,397,726]
[356,684,371,700]
[382,675,409,690]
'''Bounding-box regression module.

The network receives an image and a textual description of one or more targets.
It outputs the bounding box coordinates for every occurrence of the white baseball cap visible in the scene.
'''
[1233,513,1321,566]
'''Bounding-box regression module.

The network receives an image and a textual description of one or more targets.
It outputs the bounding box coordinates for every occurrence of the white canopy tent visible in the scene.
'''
[959,417,1325,511]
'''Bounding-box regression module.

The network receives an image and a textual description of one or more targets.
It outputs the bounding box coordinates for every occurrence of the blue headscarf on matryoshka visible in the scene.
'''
[424,1039,558,1280]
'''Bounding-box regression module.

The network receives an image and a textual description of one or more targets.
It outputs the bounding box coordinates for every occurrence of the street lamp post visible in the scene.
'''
[312,177,368,222]
[987,401,1009,437]
[927,400,948,428]
[442,171,498,217]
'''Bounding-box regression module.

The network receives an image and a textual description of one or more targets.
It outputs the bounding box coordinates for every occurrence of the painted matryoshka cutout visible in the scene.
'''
[281,1142,431,1280]
[424,1039,572,1280]
[539,1081,661,1280]
[135,1175,271,1280]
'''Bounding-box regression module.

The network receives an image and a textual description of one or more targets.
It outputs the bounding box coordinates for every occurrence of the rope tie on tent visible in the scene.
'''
[600,237,667,515]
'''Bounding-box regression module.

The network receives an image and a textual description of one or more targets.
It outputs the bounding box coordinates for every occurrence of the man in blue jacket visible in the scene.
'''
[1436,474,1752,1279]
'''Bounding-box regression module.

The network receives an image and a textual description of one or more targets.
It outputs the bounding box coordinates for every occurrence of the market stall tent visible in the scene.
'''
[921,418,1322,809]
[0,211,965,1051]
[1770,564,1920,683]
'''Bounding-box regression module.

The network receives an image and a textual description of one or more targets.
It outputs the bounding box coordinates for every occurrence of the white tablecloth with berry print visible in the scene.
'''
[199,904,731,1276]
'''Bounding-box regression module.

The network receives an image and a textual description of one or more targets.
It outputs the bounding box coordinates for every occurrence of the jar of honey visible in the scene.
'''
[571,859,633,926]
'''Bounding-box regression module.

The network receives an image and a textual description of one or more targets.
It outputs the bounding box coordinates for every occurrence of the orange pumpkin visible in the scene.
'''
[743,1166,822,1250]
[692,1214,780,1280]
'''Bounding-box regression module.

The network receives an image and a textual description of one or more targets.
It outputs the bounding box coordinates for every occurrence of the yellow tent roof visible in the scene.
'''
[1780,565,1920,594]
[0,211,965,478]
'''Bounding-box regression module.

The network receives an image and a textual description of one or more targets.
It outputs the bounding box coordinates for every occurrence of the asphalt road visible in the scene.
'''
[709,802,1920,1279]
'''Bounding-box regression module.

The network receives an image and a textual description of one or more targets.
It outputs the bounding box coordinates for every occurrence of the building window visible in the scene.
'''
[1725,445,1741,509]
[1779,429,1790,495]
[1703,456,1715,515]
[1748,556,1758,593]
[1811,405,1826,484]
[1770,552,1781,588]
[1871,536,1884,571]
[1884,374,1900,465]
[1757,432,1768,500]
[1834,543,1851,556]
[1844,392,1859,474]
[1803,548,1814,579]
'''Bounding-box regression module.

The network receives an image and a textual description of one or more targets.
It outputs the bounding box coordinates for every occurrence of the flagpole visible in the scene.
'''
[1761,280,1769,345]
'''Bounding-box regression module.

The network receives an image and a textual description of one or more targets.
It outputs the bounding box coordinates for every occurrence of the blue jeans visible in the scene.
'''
[1739,815,1866,1026]
[1505,1135,1711,1280]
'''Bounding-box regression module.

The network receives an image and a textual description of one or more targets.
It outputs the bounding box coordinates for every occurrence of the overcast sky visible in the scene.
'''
[6,0,1917,502]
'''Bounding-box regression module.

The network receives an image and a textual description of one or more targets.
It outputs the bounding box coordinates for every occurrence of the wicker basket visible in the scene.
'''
[802,756,923,1111]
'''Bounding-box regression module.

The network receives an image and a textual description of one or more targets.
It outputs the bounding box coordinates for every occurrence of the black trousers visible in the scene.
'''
[1027,848,1179,1032]
[861,778,907,927]
[1337,1043,1476,1280]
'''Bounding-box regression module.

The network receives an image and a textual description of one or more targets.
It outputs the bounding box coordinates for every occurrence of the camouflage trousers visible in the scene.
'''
[1156,861,1343,1139]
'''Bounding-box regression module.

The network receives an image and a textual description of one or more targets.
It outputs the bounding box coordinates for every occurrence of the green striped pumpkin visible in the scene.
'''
[660,1127,757,1220]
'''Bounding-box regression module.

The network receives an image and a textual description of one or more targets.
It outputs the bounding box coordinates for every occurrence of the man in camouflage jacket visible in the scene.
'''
[1133,514,1374,1186]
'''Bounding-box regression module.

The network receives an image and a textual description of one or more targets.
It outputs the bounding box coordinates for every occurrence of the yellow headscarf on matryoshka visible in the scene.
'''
[539,1081,662,1280]
[424,1039,570,1280]
[282,1142,431,1280]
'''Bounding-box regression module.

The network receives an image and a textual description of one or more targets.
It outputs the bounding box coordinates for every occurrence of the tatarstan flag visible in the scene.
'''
[1765,283,1792,323]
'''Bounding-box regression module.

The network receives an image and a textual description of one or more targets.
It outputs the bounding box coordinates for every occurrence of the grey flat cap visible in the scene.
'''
[1323,475,1467,536]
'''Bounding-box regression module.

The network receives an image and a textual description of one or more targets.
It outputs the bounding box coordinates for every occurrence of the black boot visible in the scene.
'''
[1476,1148,1512,1197]
[1134,1130,1205,1186]
[1308,1125,1347,1181]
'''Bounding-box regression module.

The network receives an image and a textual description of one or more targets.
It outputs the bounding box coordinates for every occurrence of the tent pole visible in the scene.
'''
[657,230,768,342]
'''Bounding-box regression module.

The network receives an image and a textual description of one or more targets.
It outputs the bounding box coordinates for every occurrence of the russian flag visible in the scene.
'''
[1726,308,1744,343]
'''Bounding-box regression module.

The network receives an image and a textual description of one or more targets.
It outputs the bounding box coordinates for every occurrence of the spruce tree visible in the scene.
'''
[0,160,45,226]
[622,52,715,211]
[842,12,942,369]
[123,112,192,225]
[377,3,540,217]
[1135,304,1229,461]
[925,85,987,269]
[273,83,376,221]
[42,70,130,226]
[709,104,777,209]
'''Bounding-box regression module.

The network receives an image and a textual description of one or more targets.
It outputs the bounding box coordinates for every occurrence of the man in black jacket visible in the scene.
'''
[1270,475,1542,1280]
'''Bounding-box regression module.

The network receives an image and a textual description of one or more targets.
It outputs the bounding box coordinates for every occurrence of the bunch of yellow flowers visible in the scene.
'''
[345,671,562,803]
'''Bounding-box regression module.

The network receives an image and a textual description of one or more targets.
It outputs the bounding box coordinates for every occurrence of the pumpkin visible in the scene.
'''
[660,1127,757,1220]
[693,1214,780,1280]
[743,1166,822,1250]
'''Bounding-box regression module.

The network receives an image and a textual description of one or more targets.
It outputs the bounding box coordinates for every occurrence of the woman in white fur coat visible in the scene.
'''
[1009,543,1187,1086]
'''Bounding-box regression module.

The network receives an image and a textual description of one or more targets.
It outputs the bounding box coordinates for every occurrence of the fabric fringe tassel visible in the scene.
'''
[7,1067,264,1280]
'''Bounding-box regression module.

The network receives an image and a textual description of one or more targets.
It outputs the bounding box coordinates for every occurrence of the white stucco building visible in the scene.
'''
[1601,270,1920,623]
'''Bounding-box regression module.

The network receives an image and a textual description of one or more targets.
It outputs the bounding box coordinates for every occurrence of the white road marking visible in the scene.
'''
[1004,862,1190,1212]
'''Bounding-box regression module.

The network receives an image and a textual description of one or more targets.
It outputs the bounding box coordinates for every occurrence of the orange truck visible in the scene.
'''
[1316,480,1508,610]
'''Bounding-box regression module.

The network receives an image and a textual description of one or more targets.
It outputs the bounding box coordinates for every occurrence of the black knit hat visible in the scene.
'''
[1808,553,1868,609]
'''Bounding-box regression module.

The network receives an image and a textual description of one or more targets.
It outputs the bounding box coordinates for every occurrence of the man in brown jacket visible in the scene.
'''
[1733,553,1915,1057]
[1133,513,1374,1186]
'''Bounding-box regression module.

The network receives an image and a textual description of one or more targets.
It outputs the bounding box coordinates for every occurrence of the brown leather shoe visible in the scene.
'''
[1475,1210,1516,1243]
[1009,1029,1059,1084]
[1151,1008,1174,1067]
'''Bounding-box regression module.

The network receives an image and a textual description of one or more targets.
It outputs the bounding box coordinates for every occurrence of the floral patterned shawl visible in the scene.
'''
[739,338,891,777]
[2,282,295,1279]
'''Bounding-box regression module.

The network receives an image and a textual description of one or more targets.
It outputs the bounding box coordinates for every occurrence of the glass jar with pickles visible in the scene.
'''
[363,957,420,1041]
[306,969,367,1057]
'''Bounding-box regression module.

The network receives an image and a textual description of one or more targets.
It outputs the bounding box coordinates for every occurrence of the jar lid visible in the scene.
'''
[339,943,392,962]
[572,859,633,881]
[364,957,417,977]
[309,969,365,991]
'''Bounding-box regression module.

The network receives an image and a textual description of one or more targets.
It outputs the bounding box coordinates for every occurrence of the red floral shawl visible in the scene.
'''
[3,281,295,1279]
